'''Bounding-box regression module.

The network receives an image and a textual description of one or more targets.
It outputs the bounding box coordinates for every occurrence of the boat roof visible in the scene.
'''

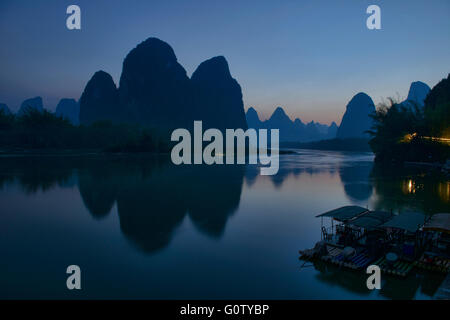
[380,211,427,233]
[348,210,394,229]
[423,213,450,234]
[316,206,369,221]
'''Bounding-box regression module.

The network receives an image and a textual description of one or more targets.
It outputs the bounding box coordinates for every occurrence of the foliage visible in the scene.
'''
[0,109,15,130]
[368,75,450,164]
[0,108,167,153]
[423,74,450,137]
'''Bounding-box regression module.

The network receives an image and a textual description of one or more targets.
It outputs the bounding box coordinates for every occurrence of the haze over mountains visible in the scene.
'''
[246,106,337,142]
[247,81,433,143]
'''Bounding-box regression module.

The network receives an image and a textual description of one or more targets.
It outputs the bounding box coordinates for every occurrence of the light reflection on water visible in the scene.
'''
[0,150,448,299]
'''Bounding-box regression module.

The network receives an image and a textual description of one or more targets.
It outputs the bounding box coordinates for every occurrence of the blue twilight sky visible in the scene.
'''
[0,0,449,125]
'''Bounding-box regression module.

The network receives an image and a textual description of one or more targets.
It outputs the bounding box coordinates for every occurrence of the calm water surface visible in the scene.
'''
[0,150,449,299]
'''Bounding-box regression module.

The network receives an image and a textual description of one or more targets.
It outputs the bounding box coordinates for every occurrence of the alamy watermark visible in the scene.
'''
[65,4,381,31]
[66,265,81,290]
[366,265,381,290]
[170,121,280,176]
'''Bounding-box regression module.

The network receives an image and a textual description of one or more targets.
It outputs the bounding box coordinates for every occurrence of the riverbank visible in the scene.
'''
[281,138,372,152]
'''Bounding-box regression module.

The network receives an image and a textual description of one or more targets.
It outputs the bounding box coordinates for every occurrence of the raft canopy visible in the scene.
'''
[380,211,427,233]
[316,206,369,222]
[423,213,450,234]
[348,210,394,230]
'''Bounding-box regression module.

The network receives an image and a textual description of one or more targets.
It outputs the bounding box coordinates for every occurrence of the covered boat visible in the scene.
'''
[416,213,450,273]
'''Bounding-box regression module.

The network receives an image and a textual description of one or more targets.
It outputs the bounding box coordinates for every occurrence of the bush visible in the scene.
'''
[0,108,167,153]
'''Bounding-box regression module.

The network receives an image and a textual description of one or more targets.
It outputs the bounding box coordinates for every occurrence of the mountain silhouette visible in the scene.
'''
[191,56,247,131]
[79,71,122,125]
[246,106,336,142]
[267,107,299,141]
[327,121,338,138]
[55,98,79,125]
[78,37,248,131]
[0,103,11,114]
[402,81,431,110]
[17,96,44,115]
[336,92,375,139]
[119,37,193,129]
[246,107,262,129]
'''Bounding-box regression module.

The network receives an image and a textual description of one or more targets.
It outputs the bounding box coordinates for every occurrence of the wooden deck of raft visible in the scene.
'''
[300,245,415,277]
[321,247,374,270]
[371,257,414,277]
[413,255,450,274]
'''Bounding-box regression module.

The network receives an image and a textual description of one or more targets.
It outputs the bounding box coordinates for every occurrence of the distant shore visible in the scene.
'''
[281,138,372,152]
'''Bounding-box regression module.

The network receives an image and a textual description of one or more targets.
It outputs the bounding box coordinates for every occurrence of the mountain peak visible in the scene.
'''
[79,70,121,125]
[56,98,79,125]
[337,92,375,139]
[132,37,177,62]
[92,70,115,84]
[0,103,11,115]
[294,118,304,126]
[245,107,261,129]
[191,55,247,130]
[405,81,431,107]
[246,107,259,119]
[18,96,44,115]
[270,106,289,121]
[191,56,231,82]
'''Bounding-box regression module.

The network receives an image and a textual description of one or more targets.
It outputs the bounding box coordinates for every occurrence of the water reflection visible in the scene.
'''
[309,259,446,300]
[77,157,246,252]
[115,162,245,252]
[0,152,449,254]
[0,156,245,253]
[0,151,449,299]
[339,162,373,202]
[371,165,450,214]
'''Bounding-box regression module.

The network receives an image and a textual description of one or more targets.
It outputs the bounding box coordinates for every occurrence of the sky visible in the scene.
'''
[0,0,449,125]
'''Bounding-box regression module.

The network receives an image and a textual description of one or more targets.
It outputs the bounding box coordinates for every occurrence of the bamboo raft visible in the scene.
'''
[299,245,375,271]
[301,207,450,278]
[413,255,450,274]
[371,257,414,277]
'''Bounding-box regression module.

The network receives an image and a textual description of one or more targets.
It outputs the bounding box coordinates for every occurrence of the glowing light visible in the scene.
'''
[438,182,450,202]
[402,133,417,143]
[402,179,416,194]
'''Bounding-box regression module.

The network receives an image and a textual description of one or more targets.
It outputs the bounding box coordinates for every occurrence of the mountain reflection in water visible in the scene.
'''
[0,150,448,299]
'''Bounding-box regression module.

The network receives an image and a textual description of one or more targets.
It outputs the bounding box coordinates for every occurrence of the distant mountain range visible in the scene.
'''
[246,106,337,142]
[0,36,435,142]
[247,80,432,143]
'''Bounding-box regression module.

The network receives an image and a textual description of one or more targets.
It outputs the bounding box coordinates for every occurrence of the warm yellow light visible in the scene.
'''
[402,179,416,194]
[408,180,413,193]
